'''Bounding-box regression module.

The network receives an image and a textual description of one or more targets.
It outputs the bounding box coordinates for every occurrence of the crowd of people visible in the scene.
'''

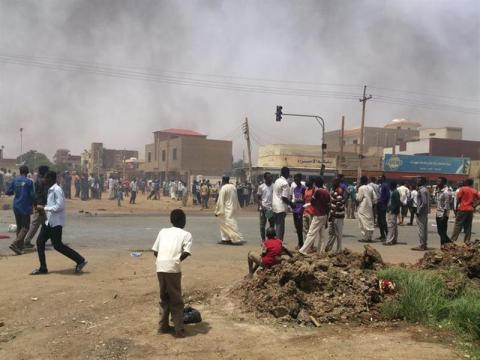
[3,164,480,339]
[229,167,479,277]
[4,165,88,274]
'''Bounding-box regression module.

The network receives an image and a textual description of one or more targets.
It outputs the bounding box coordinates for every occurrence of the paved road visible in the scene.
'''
[1,210,478,258]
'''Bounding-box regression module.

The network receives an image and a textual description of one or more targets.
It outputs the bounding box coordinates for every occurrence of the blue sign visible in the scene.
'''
[384,154,470,175]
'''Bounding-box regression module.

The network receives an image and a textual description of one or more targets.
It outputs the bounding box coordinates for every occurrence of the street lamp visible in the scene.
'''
[275,106,327,176]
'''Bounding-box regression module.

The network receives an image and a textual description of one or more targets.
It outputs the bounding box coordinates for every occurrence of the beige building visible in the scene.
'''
[83,143,138,176]
[324,119,421,155]
[419,127,462,140]
[53,149,81,171]
[257,144,382,174]
[142,128,232,180]
[470,160,480,190]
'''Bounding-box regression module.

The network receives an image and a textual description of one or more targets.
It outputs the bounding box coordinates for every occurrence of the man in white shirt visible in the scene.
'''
[272,167,293,242]
[129,178,138,204]
[397,182,410,225]
[152,209,192,338]
[31,171,87,275]
[257,172,274,241]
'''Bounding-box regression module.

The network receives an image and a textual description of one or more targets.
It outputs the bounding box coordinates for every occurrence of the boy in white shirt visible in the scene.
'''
[152,209,192,338]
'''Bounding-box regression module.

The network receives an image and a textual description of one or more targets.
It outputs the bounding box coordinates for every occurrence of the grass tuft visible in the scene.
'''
[378,266,480,359]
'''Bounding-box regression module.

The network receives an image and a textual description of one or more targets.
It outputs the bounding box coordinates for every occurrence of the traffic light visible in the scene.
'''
[275,106,283,122]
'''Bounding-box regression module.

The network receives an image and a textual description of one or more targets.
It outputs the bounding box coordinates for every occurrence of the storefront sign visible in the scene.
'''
[384,154,470,175]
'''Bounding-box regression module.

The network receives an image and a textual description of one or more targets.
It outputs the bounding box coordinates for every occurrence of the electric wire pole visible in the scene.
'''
[357,85,372,181]
[242,117,253,183]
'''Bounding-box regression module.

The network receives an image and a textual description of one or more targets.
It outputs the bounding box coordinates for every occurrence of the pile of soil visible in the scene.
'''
[416,242,480,279]
[235,246,385,325]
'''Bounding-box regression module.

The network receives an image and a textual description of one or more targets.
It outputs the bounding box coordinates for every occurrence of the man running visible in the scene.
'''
[6,165,35,255]
[31,171,88,275]
[23,165,50,249]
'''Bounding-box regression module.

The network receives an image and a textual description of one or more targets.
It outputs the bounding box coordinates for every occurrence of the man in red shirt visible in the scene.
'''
[247,227,292,277]
[299,177,331,255]
[451,179,479,244]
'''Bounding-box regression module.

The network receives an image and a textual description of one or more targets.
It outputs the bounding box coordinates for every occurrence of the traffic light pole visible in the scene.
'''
[280,113,326,176]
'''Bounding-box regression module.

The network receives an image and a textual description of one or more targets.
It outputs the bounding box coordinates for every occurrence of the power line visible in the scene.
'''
[0,53,478,114]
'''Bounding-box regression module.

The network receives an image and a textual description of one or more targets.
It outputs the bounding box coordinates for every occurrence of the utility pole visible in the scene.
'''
[242,117,253,183]
[20,128,23,163]
[357,85,372,181]
[338,115,345,174]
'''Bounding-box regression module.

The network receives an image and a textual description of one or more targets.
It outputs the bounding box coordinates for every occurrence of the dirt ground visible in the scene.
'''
[0,245,465,360]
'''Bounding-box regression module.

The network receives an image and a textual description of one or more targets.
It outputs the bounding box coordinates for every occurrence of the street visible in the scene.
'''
[1,211,478,264]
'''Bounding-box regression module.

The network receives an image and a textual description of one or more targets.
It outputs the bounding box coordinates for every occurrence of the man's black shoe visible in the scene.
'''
[75,261,88,273]
[31,268,48,275]
[9,244,23,255]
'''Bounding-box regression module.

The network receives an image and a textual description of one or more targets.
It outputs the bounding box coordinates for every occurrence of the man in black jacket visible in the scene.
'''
[23,166,49,249]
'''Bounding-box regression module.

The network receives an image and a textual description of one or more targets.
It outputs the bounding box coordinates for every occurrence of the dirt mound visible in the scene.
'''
[234,246,384,325]
[416,242,480,279]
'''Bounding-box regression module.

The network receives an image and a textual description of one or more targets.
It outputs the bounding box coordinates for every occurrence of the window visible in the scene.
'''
[172,148,177,160]
[429,132,436,137]
[147,152,151,163]
[353,139,358,145]
[162,150,166,162]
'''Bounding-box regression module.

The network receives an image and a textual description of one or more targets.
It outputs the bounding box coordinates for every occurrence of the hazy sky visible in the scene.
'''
[0,0,478,161]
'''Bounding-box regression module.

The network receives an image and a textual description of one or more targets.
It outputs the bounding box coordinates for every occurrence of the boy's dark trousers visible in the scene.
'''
[157,272,184,332]
[377,206,388,238]
[130,191,137,204]
[436,216,450,245]
[293,212,304,247]
[36,224,85,271]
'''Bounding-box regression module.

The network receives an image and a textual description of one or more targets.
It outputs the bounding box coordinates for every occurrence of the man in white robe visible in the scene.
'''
[356,175,375,242]
[215,176,242,244]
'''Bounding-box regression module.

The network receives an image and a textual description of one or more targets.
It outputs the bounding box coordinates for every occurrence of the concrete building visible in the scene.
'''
[142,128,232,180]
[53,149,81,171]
[256,144,383,180]
[385,138,480,159]
[324,118,421,155]
[419,127,462,140]
[83,143,138,176]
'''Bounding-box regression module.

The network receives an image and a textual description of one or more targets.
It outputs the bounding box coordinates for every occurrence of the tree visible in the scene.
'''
[17,150,52,172]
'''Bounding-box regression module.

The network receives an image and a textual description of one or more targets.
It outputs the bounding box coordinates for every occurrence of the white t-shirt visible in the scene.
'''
[257,183,273,210]
[151,227,193,273]
[411,190,418,207]
[272,176,290,213]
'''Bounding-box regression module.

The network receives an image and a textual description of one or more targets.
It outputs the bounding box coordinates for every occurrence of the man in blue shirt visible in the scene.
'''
[6,165,35,255]
[377,175,390,241]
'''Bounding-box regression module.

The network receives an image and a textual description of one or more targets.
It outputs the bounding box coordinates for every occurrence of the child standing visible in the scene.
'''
[152,209,192,338]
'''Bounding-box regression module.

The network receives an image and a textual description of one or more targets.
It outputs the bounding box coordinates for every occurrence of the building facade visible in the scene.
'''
[142,128,232,180]
[324,119,421,154]
[53,149,81,171]
[83,143,138,176]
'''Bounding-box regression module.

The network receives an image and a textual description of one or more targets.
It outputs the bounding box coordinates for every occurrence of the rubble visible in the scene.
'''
[416,242,480,279]
[234,246,384,325]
